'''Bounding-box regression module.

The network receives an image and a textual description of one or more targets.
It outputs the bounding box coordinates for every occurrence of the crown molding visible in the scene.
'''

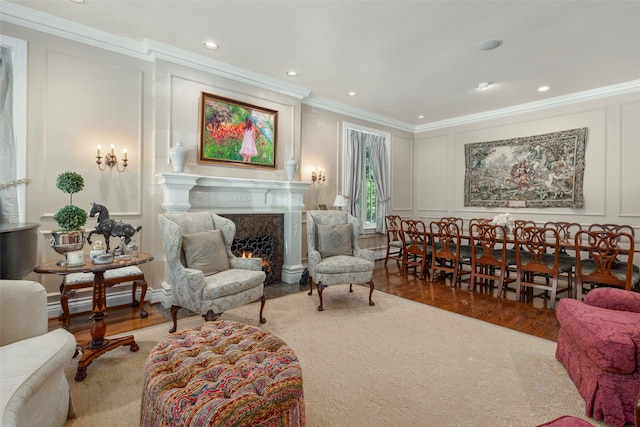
[302,96,415,133]
[415,79,640,133]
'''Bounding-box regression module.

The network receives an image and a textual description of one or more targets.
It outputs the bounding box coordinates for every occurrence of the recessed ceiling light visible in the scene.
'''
[203,41,219,50]
[418,115,425,119]
[285,71,297,77]
[477,82,492,90]
[537,85,550,92]
[347,92,357,97]
[478,39,503,51]
[69,0,87,4]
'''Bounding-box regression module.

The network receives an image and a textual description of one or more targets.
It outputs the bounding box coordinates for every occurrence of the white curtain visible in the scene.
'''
[343,128,365,229]
[369,135,390,233]
[0,46,18,223]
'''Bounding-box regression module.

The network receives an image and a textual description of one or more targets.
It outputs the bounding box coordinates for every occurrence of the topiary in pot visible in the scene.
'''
[53,171,88,231]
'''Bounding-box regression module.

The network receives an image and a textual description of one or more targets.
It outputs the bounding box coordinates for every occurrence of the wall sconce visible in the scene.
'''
[311,167,325,184]
[96,144,128,172]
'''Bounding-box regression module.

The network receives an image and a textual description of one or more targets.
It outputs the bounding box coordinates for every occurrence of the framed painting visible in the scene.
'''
[464,127,587,208]
[198,92,278,168]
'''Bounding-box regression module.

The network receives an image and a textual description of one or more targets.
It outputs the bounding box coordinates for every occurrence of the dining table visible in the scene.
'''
[34,252,153,381]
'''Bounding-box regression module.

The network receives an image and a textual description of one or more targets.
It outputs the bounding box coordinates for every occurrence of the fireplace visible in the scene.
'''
[157,173,309,286]
[225,213,284,284]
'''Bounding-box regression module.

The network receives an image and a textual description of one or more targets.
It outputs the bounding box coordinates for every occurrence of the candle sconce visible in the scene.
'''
[311,167,325,184]
[96,144,128,172]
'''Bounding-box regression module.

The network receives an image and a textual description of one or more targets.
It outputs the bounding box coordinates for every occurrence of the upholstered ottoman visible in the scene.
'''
[141,320,305,427]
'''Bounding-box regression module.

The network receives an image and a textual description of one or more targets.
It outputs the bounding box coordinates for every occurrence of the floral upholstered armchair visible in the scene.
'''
[306,210,375,311]
[158,211,266,332]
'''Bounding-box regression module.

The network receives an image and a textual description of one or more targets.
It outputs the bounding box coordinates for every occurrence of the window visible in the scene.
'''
[342,123,390,233]
[363,146,377,228]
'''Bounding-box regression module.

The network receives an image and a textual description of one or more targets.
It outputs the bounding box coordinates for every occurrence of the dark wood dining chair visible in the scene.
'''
[400,219,430,280]
[469,223,515,297]
[458,218,492,272]
[439,217,464,229]
[430,220,470,287]
[574,229,640,300]
[588,223,635,238]
[513,226,572,309]
[384,215,403,265]
[543,221,582,256]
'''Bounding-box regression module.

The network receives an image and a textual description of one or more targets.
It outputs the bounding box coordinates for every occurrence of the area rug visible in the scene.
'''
[64,287,604,427]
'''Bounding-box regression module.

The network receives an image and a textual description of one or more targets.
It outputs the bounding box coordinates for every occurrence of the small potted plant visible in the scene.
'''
[51,171,88,255]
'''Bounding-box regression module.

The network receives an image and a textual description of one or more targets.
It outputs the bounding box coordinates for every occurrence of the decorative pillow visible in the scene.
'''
[316,224,353,258]
[182,230,230,275]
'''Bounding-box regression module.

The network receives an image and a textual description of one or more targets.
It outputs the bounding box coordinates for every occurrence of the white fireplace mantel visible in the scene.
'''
[157,173,310,285]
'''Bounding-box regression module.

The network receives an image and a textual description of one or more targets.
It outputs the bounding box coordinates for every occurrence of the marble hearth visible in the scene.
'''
[157,173,310,290]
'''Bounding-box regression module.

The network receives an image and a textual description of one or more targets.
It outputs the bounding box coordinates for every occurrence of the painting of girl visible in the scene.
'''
[198,92,277,168]
[240,118,257,162]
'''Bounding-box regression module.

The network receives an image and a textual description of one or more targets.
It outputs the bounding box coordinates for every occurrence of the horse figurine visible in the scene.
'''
[86,202,142,253]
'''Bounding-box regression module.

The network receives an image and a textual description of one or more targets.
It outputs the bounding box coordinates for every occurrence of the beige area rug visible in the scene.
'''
[65,287,604,427]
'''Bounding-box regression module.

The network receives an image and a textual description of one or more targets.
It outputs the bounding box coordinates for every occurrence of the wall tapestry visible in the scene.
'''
[198,92,277,168]
[464,127,587,208]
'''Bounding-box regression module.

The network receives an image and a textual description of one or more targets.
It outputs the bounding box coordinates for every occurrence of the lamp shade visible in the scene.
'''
[333,194,347,208]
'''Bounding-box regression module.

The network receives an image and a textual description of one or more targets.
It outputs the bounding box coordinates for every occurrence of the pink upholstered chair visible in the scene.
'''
[555,287,640,426]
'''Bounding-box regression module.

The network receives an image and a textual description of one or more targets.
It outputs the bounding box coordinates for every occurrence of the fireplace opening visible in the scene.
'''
[232,236,277,284]
[223,214,284,285]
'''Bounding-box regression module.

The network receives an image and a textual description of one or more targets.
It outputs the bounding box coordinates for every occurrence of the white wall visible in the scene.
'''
[414,92,640,238]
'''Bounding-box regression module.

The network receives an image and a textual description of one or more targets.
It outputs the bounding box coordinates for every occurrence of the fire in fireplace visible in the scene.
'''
[232,236,277,284]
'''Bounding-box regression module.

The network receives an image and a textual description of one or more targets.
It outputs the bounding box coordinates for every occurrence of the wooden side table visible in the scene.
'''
[34,253,154,381]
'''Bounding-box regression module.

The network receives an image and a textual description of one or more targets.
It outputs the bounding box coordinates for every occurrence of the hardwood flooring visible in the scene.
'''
[49,259,560,343]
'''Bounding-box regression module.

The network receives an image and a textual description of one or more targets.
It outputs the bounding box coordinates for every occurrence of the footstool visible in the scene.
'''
[141,320,305,427]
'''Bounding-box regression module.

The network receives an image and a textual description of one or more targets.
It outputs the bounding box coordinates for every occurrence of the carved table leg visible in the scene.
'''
[75,271,139,381]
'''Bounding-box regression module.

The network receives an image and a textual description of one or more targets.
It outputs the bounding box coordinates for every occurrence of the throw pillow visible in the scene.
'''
[182,229,230,275]
[316,223,353,258]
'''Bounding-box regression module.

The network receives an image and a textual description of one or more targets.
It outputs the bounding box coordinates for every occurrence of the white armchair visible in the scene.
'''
[0,280,77,427]
[158,211,266,332]
[306,210,375,311]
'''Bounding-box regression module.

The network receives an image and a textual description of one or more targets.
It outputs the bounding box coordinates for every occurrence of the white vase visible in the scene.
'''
[169,141,188,173]
[285,156,298,181]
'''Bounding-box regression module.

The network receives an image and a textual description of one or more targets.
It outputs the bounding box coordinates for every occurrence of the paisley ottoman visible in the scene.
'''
[141,320,305,427]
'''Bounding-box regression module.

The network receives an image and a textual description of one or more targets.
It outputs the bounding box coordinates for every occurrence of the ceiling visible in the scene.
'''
[3,0,640,130]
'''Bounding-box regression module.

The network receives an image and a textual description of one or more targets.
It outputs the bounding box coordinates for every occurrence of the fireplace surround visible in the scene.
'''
[157,173,310,305]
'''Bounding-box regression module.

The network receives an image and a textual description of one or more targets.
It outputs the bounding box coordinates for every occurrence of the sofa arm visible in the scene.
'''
[583,287,640,313]
[1,328,77,427]
[0,281,48,346]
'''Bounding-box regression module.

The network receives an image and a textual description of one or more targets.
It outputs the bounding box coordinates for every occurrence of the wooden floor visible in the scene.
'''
[49,259,560,343]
